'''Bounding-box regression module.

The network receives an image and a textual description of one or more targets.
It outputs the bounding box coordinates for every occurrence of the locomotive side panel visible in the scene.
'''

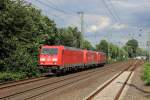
[62,48,84,68]
[84,50,97,65]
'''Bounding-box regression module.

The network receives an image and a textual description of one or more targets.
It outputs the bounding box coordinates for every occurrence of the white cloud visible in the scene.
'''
[90,25,98,32]
[112,23,128,29]
[98,16,111,29]
[87,16,111,32]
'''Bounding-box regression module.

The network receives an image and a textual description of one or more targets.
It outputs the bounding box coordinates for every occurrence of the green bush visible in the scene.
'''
[143,62,150,85]
[0,72,26,82]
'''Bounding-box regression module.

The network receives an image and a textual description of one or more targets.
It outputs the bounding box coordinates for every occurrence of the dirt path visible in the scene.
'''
[123,64,150,100]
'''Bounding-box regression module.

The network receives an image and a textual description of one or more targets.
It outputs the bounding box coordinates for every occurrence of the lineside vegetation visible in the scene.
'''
[143,62,150,85]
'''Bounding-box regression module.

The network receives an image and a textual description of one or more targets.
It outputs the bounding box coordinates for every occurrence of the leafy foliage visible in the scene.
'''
[143,62,150,85]
[55,27,83,48]
[125,39,139,58]
[0,72,26,82]
[82,40,94,50]
[96,40,108,54]
[0,0,92,81]
[96,39,128,62]
[0,0,61,76]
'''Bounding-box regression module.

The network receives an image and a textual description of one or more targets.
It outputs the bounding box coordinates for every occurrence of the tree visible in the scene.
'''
[125,39,139,58]
[126,39,138,49]
[0,0,58,76]
[82,40,94,50]
[56,27,83,48]
[96,39,128,62]
[96,40,108,55]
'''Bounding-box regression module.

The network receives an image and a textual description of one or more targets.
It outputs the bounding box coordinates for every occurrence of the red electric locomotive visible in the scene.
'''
[83,50,97,66]
[39,45,84,73]
[96,52,106,65]
[39,45,106,74]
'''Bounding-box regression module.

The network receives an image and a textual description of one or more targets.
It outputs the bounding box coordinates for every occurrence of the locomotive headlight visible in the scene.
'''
[52,58,57,62]
[40,58,46,61]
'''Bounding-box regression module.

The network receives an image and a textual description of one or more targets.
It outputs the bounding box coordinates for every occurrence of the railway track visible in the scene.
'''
[86,60,142,100]
[0,61,126,90]
[0,74,50,90]
[0,61,131,100]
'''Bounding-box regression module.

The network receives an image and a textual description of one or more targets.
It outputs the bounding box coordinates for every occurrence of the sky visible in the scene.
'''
[26,0,150,49]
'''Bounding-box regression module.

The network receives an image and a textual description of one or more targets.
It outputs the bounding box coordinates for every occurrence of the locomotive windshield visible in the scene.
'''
[41,48,58,55]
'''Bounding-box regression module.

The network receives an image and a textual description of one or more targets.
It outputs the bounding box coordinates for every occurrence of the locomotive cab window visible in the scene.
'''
[41,48,58,55]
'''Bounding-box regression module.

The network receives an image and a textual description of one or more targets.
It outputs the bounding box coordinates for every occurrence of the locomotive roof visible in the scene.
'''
[41,45,105,54]
[64,46,82,51]
[41,45,82,51]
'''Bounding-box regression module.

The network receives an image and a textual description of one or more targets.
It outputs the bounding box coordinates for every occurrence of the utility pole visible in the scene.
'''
[77,11,84,34]
[147,41,150,61]
[77,11,84,48]
[107,33,112,62]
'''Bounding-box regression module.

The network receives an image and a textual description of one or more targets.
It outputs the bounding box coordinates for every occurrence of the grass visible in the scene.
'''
[0,72,26,82]
[143,62,150,85]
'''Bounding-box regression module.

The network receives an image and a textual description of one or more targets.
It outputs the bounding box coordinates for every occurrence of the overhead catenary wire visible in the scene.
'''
[31,0,121,25]
[107,0,121,22]
[24,0,68,23]
[101,0,119,22]
[45,0,76,15]
[35,0,80,24]
[35,0,75,15]
[34,0,80,24]
[25,0,74,41]
[45,0,60,9]
[34,0,119,25]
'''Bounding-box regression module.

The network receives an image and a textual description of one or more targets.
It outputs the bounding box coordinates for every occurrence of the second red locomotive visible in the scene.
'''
[39,45,106,74]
